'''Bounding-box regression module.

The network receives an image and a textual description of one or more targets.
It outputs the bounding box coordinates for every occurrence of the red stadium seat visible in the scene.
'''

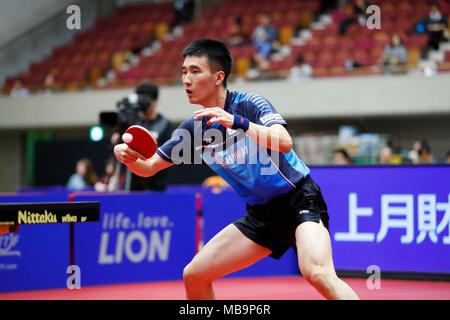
[404,34,428,49]
[445,51,450,63]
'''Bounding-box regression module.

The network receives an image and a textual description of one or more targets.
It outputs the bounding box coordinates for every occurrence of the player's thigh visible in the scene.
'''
[295,220,335,276]
[185,223,271,281]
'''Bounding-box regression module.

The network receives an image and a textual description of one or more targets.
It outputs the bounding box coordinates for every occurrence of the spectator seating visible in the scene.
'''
[2,0,450,94]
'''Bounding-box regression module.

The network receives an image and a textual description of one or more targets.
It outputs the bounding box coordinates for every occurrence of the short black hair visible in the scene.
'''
[182,39,233,88]
[430,2,440,9]
[334,148,350,159]
[418,142,431,155]
[136,82,158,100]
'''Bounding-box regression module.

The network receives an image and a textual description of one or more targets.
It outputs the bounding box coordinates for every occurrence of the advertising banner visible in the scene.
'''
[0,193,70,292]
[72,192,197,286]
[312,166,450,274]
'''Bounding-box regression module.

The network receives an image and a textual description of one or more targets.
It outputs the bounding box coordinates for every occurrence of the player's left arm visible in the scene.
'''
[193,107,293,153]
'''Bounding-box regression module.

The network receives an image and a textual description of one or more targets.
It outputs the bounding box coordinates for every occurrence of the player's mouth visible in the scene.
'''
[186,89,193,97]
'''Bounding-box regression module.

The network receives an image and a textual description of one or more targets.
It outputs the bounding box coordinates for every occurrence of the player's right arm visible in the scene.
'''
[114,143,173,177]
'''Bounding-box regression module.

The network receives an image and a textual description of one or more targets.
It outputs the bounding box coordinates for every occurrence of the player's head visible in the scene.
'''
[182,39,232,88]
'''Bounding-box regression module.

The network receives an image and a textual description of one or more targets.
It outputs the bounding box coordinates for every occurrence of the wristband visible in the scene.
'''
[232,115,250,132]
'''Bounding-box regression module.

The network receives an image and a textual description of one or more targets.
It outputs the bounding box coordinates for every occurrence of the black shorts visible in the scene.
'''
[233,175,330,260]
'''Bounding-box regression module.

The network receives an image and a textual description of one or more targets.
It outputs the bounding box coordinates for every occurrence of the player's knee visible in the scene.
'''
[183,262,207,286]
[302,266,333,288]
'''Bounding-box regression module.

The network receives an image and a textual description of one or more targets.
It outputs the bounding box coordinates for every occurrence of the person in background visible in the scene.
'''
[289,55,314,82]
[226,16,250,47]
[445,151,450,164]
[202,175,230,194]
[379,146,393,164]
[10,79,29,97]
[338,0,371,35]
[111,82,174,191]
[42,70,57,95]
[332,148,351,165]
[95,157,125,192]
[418,142,433,164]
[424,3,448,52]
[66,158,98,191]
[381,33,408,74]
[174,0,194,25]
[252,14,279,71]
[408,139,425,164]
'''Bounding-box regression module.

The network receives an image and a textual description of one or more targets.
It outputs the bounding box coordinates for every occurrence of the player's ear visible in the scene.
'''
[215,71,225,87]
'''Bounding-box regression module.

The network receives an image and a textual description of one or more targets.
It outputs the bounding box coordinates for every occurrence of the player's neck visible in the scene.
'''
[202,87,227,109]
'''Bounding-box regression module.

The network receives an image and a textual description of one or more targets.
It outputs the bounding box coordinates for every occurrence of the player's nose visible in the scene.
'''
[182,74,192,86]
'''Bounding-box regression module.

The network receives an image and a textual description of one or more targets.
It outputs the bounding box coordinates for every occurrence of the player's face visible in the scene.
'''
[182,55,219,106]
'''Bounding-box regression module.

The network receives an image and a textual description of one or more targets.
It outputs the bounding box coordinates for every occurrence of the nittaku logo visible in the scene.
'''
[18,210,57,224]
[0,233,21,257]
[299,210,310,214]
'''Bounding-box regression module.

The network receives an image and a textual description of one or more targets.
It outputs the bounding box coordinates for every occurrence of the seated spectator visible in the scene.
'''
[10,79,29,97]
[95,158,125,192]
[408,139,426,164]
[173,0,194,25]
[226,16,250,47]
[339,0,371,35]
[381,34,408,74]
[379,146,393,164]
[66,158,98,191]
[418,142,433,164]
[42,71,57,95]
[332,148,351,165]
[446,151,450,164]
[252,14,279,71]
[289,55,314,82]
[203,175,230,194]
[424,3,448,51]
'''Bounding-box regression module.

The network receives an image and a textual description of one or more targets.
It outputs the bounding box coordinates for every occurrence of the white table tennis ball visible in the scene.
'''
[122,133,133,143]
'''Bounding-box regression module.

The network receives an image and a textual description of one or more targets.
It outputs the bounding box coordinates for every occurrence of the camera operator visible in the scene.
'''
[111,82,174,191]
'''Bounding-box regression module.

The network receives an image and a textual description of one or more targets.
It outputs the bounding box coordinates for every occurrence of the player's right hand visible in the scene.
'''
[114,143,146,165]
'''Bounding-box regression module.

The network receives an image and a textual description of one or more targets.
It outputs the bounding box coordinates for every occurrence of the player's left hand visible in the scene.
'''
[193,107,234,128]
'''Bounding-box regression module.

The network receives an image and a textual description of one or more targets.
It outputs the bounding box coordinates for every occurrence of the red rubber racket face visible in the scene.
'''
[124,125,157,159]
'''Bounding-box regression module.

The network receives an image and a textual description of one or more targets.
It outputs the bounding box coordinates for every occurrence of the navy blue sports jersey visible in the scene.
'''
[157,90,310,205]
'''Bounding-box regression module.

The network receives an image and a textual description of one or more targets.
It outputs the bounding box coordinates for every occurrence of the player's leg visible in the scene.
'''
[183,223,271,300]
[295,220,359,300]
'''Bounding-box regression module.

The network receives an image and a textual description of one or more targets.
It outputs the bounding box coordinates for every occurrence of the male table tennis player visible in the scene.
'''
[114,39,359,300]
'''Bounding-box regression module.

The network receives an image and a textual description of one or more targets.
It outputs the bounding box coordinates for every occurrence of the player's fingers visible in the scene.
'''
[193,108,219,119]
[121,151,138,162]
[135,152,147,162]
[207,117,220,125]
[193,111,210,120]
[125,146,147,162]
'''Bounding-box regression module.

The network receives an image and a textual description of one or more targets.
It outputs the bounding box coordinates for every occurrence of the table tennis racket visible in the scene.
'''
[122,125,157,159]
